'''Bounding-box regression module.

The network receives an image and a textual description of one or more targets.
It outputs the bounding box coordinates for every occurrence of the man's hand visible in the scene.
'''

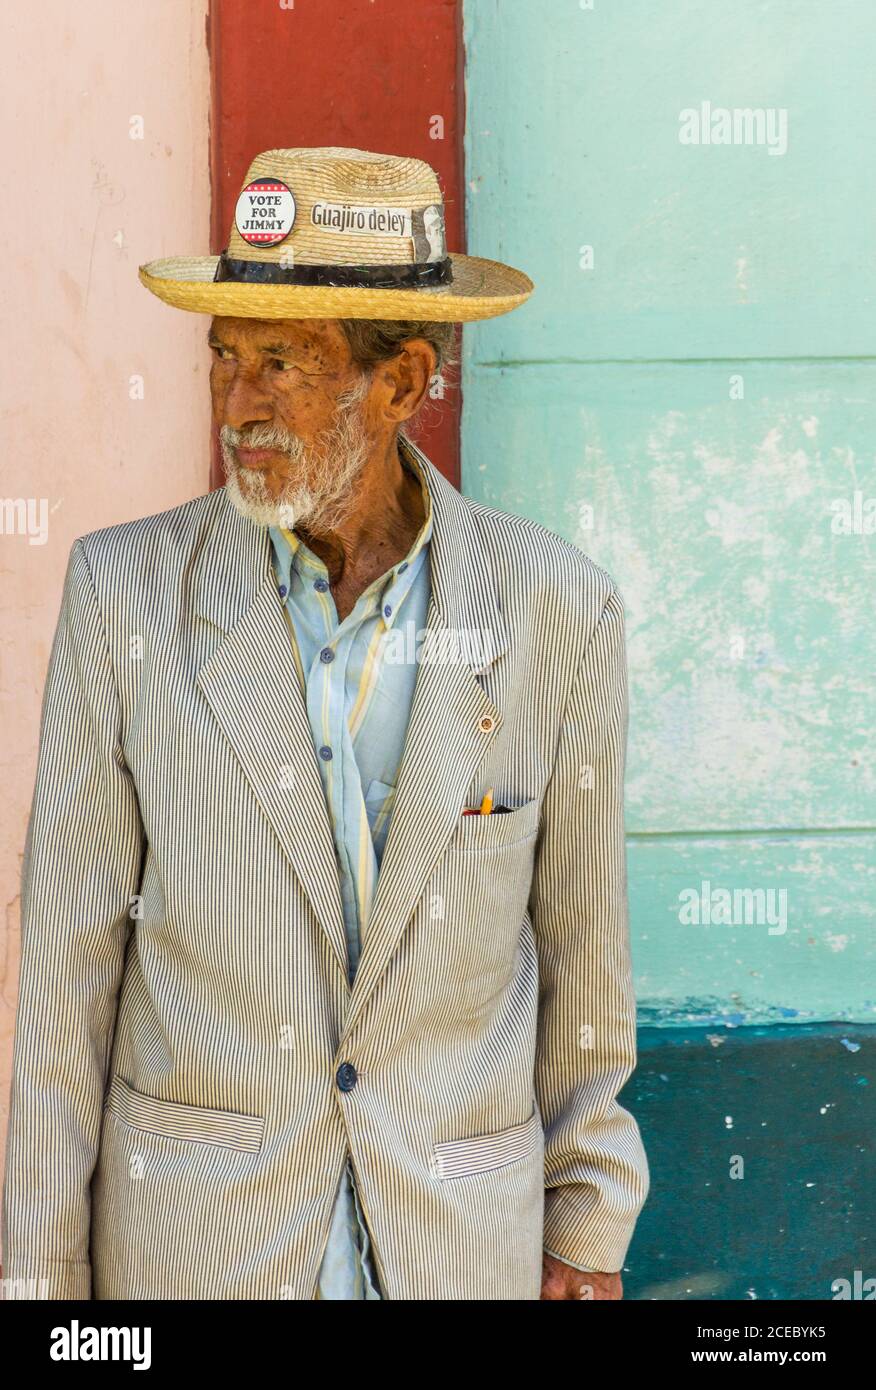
[540,1253,623,1300]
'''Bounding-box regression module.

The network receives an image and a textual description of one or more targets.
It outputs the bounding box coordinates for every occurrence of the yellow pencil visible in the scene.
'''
[479,787,494,816]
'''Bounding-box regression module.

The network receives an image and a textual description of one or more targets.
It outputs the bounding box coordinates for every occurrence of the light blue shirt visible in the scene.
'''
[268,441,432,1300]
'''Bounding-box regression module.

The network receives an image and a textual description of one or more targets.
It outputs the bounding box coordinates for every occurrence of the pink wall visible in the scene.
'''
[0,2,211,1164]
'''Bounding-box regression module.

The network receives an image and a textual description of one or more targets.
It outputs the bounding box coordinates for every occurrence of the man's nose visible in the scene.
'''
[221,371,274,432]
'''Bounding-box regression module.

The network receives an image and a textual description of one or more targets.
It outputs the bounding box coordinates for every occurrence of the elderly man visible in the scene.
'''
[3,148,648,1301]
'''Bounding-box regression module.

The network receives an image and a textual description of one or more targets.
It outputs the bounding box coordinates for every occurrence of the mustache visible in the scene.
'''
[221,422,301,452]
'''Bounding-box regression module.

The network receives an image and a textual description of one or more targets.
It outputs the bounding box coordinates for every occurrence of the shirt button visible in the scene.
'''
[314,578,329,592]
[320,646,335,663]
[278,584,288,598]
[383,604,392,619]
[319,745,333,761]
[398,561,408,573]
[336,1062,357,1092]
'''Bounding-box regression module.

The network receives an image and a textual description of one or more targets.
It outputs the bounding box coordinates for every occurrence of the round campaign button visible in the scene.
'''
[235,178,296,247]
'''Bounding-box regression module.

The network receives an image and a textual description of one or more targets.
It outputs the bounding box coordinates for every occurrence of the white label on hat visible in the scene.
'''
[235,179,296,246]
[311,202,413,238]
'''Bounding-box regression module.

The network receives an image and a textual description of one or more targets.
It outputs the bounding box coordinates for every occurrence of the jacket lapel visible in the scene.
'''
[343,446,508,1036]
[191,488,349,981]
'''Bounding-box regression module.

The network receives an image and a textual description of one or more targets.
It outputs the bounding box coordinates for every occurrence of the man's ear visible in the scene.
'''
[382,339,437,425]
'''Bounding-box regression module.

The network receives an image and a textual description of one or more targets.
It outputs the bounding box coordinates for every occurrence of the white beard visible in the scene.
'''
[219,375,371,531]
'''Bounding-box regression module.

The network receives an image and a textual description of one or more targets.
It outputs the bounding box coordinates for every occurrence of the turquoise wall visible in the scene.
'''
[462,0,876,1028]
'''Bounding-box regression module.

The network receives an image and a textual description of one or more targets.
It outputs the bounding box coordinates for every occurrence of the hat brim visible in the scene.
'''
[138,251,532,322]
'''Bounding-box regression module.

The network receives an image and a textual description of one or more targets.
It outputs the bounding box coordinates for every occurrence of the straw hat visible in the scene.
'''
[139,146,533,322]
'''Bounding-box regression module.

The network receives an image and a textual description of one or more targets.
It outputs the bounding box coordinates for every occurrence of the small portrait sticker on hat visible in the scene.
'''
[235,178,296,247]
[412,205,447,264]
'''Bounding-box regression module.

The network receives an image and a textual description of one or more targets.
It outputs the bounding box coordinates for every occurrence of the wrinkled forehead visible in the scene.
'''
[209,316,352,368]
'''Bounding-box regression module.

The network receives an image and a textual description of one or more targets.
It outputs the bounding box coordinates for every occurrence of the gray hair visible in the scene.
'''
[338,318,460,439]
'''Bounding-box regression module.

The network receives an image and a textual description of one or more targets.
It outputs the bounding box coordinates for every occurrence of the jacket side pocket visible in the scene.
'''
[433,1111,543,1180]
[104,1075,265,1154]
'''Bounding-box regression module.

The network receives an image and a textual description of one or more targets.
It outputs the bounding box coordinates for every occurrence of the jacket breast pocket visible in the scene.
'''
[432,1111,543,1180]
[104,1075,265,1154]
[449,797,541,853]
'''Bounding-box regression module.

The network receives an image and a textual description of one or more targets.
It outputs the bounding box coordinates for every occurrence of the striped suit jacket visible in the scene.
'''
[2,443,649,1300]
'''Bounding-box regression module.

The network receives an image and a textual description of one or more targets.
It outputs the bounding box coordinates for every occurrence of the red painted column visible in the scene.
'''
[207,0,466,488]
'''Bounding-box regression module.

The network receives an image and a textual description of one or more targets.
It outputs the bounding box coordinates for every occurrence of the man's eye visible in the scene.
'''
[270,358,296,372]
[212,346,235,361]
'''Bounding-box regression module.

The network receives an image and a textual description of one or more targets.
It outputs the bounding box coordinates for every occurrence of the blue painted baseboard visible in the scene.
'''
[620,1024,874,1300]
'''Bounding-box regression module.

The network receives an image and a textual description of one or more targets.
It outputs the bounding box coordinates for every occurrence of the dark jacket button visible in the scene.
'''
[336,1062,357,1092]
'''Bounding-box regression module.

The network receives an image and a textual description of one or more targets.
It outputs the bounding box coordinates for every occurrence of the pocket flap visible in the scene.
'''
[105,1076,265,1153]
[433,1110,543,1179]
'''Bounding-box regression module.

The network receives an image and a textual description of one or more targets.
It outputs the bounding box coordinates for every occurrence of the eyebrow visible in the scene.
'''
[206,332,304,357]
